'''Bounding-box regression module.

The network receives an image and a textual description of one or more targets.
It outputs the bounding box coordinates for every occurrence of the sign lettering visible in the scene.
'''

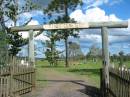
[43,23,89,30]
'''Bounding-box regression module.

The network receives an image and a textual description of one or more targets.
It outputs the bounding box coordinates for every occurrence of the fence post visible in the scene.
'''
[29,30,35,67]
[101,27,110,97]
[28,30,36,88]
[10,64,14,97]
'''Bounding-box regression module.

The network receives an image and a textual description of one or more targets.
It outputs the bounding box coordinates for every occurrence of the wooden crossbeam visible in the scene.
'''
[10,21,128,32]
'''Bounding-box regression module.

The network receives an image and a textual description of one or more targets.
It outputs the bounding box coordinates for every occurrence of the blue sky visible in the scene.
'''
[70,0,130,56]
[100,0,130,20]
[6,0,130,58]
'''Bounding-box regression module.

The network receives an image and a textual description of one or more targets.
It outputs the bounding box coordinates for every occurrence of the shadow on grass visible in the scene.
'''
[68,68,100,76]
[36,65,64,68]
[78,86,100,97]
[37,79,100,97]
[73,81,100,97]
[37,79,84,82]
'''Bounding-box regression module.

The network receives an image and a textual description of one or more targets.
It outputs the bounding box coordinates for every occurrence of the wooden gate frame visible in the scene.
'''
[0,64,35,97]
[10,21,128,97]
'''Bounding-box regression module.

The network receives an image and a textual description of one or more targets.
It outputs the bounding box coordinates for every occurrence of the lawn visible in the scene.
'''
[35,62,48,87]
[35,59,130,88]
[112,60,130,68]
[36,59,102,87]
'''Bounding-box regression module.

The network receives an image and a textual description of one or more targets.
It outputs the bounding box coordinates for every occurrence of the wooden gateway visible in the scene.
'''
[9,21,128,97]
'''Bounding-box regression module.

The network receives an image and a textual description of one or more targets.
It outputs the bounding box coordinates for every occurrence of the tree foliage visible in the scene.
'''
[119,51,124,66]
[88,45,102,57]
[4,0,37,56]
[7,32,27,56]
[0,0,9,64]
[45,48,59,66]
[87,44,102,62]
[44,0,82,67]
[45,39,59,66]
[68,41,83,59]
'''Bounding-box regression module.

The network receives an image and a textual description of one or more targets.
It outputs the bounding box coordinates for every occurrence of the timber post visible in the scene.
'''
[101,27,110,97]
[28,30,35,67]
[28,30,36,88]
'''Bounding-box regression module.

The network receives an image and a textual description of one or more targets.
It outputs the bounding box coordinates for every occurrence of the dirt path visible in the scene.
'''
[22,68,100,97]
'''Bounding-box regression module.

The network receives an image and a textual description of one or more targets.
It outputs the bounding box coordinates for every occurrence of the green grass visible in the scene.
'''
[112,60,130,68]
[35,67,48,87]
[125,61,130,68]
[36,59,102,87]
[57,60,102,87]
[35,59,130,88]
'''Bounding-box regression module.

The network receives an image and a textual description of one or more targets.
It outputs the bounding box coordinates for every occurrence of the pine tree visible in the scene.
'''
[0,0,9,64]
[5,0,37,56]
[44,0,82,67]
[45,29,60,66]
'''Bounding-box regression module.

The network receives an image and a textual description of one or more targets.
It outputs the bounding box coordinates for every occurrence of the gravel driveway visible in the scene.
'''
[22,68,100,97]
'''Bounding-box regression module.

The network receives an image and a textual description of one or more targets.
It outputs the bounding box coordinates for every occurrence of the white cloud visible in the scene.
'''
[18,20,39,39]
[28,20,39,25]
[6,10,49,42]
[109,14,121,21]
[80,34,101,43]
[18,10,43,20]
[21,13,32,19]
[82,0,122,8]
[19,11,48,40]
[70,7,121,22]
[87,0,108,8]
[5,19,14,28]
[19,19,49,41]
[17,10,43,26]
[35,33,50,41]
[109,0,122,6]
[70,7,130,45]
[5,10,43,27]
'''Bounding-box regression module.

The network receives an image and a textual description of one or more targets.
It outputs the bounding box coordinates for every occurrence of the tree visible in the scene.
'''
[0,0,9,65]
[0,0,38,65]
[87,45,101,62]
[45,48,53,66]
[5,0,37,56]
[68,42,83,59]
[119,51,124,67]
[68,41,83,65]
[45,48,59,66]
[44,30,60,66]
[112,54,118,61]
[7,32,26,56]
[44,0,82,67]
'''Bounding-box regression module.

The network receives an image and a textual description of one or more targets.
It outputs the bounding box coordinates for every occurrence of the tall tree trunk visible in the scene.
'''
[0,3,8,65]
[51,40,54,66]
[65,37,68,67]
[64,1,69,67]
